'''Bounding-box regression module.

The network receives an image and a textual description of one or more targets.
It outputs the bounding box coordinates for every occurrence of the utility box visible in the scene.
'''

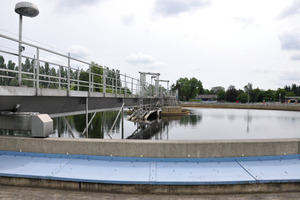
[31,114,53,137]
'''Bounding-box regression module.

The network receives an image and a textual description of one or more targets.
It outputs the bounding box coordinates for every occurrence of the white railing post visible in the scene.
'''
[89,64,91,96]
[36,47,40,95]
[67,53,71,96]
[124,73,127,96]
[58,66,61,90]
[131,78,133,97]
[103,68,106,94]
[115,73,118,95]
[33,55,35,88]
[77,67,79,91]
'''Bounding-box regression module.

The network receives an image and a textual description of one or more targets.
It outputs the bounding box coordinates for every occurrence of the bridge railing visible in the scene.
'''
[0,33,142,97]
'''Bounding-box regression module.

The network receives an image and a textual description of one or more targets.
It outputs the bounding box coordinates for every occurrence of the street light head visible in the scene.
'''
[15,2,39,17]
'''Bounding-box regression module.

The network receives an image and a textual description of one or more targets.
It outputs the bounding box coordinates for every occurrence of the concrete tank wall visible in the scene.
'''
[0,136,299,158]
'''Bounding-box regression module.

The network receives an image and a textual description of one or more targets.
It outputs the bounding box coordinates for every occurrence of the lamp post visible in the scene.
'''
[15,2,39,86]
[279,93,281,103]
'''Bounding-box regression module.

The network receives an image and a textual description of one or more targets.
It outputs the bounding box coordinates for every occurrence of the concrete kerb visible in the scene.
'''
[1,176,300,195]
[181,103,300,112]
[0,136,299,158]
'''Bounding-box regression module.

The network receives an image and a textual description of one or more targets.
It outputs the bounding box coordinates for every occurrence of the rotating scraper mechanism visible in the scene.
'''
[15,2,39,17]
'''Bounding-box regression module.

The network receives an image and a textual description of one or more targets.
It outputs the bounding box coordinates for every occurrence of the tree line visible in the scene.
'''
[172,77,300,103]
[0,55,131,94]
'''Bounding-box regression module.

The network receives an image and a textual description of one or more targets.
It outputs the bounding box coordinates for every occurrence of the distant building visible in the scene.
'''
[285,96,299,103]
[195,95,218,101]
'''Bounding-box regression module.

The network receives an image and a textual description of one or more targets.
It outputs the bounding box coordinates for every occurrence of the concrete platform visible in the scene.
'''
[0,151,300,194]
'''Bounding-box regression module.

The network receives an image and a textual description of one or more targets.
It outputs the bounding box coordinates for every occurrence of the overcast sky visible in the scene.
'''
[1,0,300,90]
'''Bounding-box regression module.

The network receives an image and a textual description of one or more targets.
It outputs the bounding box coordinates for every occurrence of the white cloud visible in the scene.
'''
[68,45,92,59]
[279,71,300,81]
[291,54,300,61]
[233,17,255,26]
[122,15,135,25]
[126,53,158,65]
[54,0,101,13]
[277,0,300,19]
[278,31,300,51]
[153,0,211,17]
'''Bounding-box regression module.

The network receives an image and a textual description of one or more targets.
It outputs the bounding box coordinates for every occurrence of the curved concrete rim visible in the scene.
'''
[1,136,300,158]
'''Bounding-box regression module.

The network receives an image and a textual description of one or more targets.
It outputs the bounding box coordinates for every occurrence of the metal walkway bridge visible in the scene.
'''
[0,33,177,137]
[0,33,177,114]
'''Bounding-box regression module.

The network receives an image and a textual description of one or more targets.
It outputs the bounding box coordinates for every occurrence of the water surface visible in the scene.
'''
[52,108,300,140]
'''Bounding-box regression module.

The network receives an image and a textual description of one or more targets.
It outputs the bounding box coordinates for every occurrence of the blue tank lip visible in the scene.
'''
[1,150,300,186]
[0,150,299,163]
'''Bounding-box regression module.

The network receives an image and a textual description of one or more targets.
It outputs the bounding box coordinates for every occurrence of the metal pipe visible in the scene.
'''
[63,117,75,138]
[107,103,125,139]
[18,14,22,86]
[82,112,97,135]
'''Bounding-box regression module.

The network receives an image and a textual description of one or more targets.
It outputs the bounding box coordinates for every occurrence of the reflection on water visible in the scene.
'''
[51,111,122,139]
[1,108,300,140]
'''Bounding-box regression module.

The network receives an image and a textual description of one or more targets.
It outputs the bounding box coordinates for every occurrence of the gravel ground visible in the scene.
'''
[0,185,300,200]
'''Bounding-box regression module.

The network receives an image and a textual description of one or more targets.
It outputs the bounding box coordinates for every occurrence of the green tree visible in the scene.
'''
[275,88,287,102]
[49,67,57,88]
[291,84,298,96]
[263,89,274,102]
[0,56,6,85]
[7,60,17,86]
[175,77,190,100]
[217,89,225,101]
[22,58,32,73]
[237,92,248,103]
[225,85,238,102]
[286,91,295,97]
[251,88,261,102]
[211,86,225,94]
[172,77,203,101]
[189,77,204,98]
[91,62,104,92]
